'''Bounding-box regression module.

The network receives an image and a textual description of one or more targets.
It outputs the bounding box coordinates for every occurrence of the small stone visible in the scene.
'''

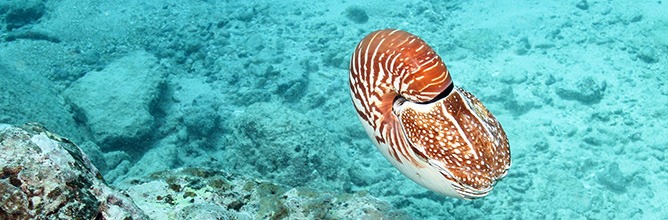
[514,37,531,55]
[596,162,628,192]
[637,47,658,63]
[344,6,369,24]
[555,77,606,104]
[576,0,589,10]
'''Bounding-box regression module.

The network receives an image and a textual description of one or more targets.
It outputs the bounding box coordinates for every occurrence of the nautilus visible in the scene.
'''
[348,29,511,199]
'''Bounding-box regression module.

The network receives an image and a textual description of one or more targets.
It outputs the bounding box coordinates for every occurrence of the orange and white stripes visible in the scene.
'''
[349,29,452,165]
[349,29,510,199]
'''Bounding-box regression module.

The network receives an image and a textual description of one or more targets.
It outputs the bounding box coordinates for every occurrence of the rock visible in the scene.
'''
[486,85,537,115]
[64,51,165,151]
[596,162,628,193]
[110,139,178,185]
[117,167,414,219]
[0,123,411,219]
[0,123,148,220]
[556,208,586,220]
[499,68,528,84]
[181,94,220,137]
[555,76,606,104]
[276,69,308,102]
[103,160,133,184]
[514,37,531,55]
[344,6,369,24]
[1,0,45,31]
[575,0,588,10]
[629,13,643,23]
[637,47,658,63]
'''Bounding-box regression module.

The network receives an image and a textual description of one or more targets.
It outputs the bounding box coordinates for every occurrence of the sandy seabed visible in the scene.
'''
[1,0,667,219]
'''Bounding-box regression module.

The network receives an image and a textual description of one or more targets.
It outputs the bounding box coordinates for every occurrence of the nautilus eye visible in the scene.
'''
[348,29,511,199]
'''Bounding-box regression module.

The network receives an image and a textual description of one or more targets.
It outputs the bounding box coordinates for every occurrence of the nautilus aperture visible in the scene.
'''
[348,29,511,199]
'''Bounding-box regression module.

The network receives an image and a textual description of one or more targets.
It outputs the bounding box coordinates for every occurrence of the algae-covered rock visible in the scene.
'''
[0,123,411,219]
[64,51,165,152]
[118,167,414,220]
[0,123,148,220]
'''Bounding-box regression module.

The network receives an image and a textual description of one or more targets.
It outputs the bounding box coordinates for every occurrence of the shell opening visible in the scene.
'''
[418,83,454,104]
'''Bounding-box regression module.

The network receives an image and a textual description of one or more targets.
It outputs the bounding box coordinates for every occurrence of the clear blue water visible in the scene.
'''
[1,0,667,219]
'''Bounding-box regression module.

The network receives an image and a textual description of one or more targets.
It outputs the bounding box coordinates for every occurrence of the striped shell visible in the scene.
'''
[349,29,510,199]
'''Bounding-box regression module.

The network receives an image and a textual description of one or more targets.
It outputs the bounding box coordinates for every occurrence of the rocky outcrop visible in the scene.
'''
[64,51,165,152]
[1,123,413,219]
[0,123,148,220]
[118,167,414,220]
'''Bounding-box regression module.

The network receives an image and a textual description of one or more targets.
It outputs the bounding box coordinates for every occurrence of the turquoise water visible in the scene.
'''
[1,0,667,219]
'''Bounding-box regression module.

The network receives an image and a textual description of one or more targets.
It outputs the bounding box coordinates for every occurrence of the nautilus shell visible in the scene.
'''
[348,29,511,199]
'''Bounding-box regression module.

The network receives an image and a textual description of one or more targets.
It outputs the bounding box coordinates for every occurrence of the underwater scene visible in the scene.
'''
[1,0,667,219]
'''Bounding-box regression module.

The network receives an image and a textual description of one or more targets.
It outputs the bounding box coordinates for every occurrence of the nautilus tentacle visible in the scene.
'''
[349,29,511,199]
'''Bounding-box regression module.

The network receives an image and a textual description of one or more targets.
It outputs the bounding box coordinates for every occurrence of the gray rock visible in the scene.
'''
[575,0,588,10]
[637,47,658,63]
[514,37,531,55]
[65,51,165,151]
[344,6,369,24]
[111,140,178,185]
[555,77,606,104]
[1,0,45,31]
[596,162,628,193]
[181,94,220,137]
[0,123,148,220]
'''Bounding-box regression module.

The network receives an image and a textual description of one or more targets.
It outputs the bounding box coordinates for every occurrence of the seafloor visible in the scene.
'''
[1,0,667,219]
